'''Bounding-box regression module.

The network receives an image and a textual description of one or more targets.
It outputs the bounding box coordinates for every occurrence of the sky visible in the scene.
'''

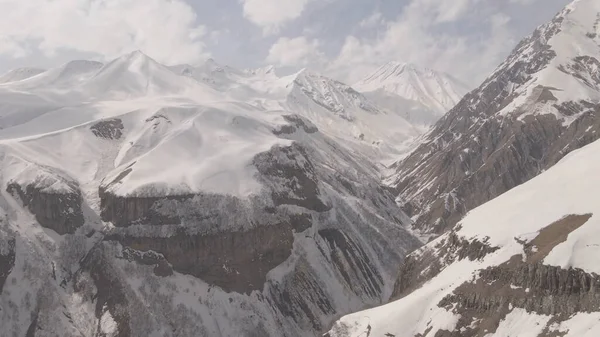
[0,0,570,86]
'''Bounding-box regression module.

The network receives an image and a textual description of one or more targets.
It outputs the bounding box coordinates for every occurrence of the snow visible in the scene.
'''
[548,312,600,336]
[104,104,290,197]
[0,51,429,337]
[100,307,119,336]
[0,67,45,84]
[498,0,600,119]
[486,309,551,337]
[0,50,439,199]
[354,61,470,115]
[329,128,600,336]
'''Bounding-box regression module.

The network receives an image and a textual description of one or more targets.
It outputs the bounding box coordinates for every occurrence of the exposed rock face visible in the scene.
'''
[7,183,84,235]
[273,114,319,135]
[78,246,133,337]
[390,5,600,233]
[0,236,15,293]
[407,214,598,337]
[433,256,600,337]
[269,258,337,331]
[108,223,294,294]
[90,118,124,139]
[319,229,383,299]
[392,231,499,299]
[254,143,330,212]
[121,247,173,277]
[99,190,195,227]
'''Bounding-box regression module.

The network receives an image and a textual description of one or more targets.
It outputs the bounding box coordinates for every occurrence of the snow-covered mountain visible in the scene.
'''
[354,62,470,127]
[0,51,423,337]
[0,67,45,84]
[389,0,600,234]
[328,0,600,335]
[328,135,600,337]
[6,60,104,91]
[285,70,423,158]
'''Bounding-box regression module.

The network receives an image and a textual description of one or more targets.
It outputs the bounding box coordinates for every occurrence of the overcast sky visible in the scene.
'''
[0,0,570,86]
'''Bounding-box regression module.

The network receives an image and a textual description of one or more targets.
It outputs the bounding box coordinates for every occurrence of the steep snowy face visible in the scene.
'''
[390,0,600,233]
[328,136,600,337]
[354,61,470,117]
[0,68,45,84]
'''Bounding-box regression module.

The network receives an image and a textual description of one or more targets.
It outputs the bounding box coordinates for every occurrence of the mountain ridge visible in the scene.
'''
[354,61,470,115]
[328,0,600,335]
[0,49,425,337]
[388,0,600,233]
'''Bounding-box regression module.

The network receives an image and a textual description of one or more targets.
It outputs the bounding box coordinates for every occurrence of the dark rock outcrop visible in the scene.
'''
[99,190,194,227]
[121,247,173,277]
[319,229,383,299]
[90,118,124,140]
[415,214,597,336]
[392,231,499,299]
[433,256,600,337]
[107,223,294,294]
[0,236,16,293]
[254,143,330,212]
[273,114,319,135]
[7,183,84,235]
[269,259,336,331]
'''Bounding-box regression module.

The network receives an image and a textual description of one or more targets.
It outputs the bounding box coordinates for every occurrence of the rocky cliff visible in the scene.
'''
[327,108,600,336]
[389,0,600,233]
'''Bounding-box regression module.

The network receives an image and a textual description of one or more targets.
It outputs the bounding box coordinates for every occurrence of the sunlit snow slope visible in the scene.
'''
[354,62,470,127]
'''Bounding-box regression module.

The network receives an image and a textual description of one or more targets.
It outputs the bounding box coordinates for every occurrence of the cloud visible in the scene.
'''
[324,0,540,85]
[241,0,315,34]
[359,12,384,28]
[0,0,210,65]
[266,36,323,67]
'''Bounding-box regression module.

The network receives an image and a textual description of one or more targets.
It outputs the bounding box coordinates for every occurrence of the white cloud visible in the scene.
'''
[266,36,323,67]
[359,12,384,28]
[0,0,210,65]
[241,0,314,34]
[325,0,532,85]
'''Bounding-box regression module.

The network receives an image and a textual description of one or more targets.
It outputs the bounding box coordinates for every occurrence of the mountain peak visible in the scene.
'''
[354,62,470,114]
[377,61,427,75]
[246,64,277,77]
[119,50,157,65]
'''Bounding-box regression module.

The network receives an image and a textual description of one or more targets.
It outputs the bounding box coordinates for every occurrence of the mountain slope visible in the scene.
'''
[389,0,600,233]
[0,67,45,83]
[285,70,423,159]
[327,131,600,337]
[0,52,422,337]
[4,60,103,91]
[354,62,470,126]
